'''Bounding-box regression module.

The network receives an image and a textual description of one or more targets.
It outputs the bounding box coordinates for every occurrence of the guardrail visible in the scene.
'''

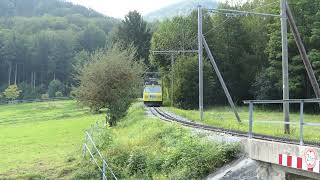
[243,99,320,146]
[83,121,117,180]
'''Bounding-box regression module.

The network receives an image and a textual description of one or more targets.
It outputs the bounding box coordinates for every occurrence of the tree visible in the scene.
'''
[173,55,218,109]
[75,46,143,126]
[48,79,62,98]
[3,84,21,100]
[111,11,151,65]
[79,24,106,52]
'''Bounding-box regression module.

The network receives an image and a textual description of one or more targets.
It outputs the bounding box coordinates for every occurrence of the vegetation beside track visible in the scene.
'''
[0,100,104,179]
[73,103,240,179]
[167,106,320,143]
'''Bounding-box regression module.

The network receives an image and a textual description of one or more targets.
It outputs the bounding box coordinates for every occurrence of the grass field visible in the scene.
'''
[167,106,320,143]
[0,100,105,179]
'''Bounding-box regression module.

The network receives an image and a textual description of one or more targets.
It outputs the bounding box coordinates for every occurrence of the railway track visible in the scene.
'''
[149,107,319,147]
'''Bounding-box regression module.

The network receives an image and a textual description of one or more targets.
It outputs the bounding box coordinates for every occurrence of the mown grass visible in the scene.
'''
[166,106,320,143]
[72,103,239,179]
[0,100,105,179]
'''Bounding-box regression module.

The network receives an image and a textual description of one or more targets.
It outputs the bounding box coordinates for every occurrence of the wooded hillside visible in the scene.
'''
[0,0,118,99]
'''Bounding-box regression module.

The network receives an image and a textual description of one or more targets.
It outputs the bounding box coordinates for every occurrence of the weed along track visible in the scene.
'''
[149,107,319,147]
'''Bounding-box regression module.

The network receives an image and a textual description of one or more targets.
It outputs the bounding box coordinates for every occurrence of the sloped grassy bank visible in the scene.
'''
[73,103,240,179]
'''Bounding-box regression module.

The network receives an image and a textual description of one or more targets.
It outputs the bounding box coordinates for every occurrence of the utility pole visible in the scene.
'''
[281,0,290,134]
[286,3,320,100]
[171,54,174,106]
[198,5,204,121]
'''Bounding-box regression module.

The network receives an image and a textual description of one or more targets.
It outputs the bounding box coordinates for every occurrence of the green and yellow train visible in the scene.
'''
[143,84,162,106]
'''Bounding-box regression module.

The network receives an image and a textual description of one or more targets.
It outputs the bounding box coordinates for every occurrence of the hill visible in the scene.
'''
[0,0,118,98]
[0,0,103,17]
[144,0,218,22]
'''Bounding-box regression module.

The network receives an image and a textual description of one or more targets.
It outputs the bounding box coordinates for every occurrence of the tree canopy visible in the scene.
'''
[0,0,118,99]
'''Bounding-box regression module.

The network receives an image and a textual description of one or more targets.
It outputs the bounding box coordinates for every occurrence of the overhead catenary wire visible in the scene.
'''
[182,0,281,49]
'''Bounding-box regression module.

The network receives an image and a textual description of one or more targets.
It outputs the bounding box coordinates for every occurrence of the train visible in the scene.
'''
[143,74,163,106]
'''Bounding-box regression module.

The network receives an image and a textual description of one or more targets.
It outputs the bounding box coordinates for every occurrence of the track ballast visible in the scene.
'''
[149,107,319,147]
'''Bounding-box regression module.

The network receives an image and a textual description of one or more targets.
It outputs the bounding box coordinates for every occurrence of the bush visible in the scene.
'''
[48,79,63,98]
[55,91,63,97]
[41,93,49,99]
[75,46,143,126]
[18,82,42,100]
[3,84,21,101]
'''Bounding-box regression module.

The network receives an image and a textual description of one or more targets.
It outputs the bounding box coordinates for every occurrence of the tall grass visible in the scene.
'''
[73,103,240,179]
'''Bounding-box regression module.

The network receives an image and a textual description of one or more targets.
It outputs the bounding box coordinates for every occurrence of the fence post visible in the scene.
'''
[103,160,106,180]
[83,129,88,158]
[91,124,94,141]
[299,100,304,146]
[248,102,253,138]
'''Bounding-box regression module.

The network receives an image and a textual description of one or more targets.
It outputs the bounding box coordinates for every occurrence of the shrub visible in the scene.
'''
[3,84,21,101]
[48,79,63,98]
[41,93,49,99]
[55,91,63,97]
[75,46,143,126]
[127,149,148,175]
[18,82,42,100]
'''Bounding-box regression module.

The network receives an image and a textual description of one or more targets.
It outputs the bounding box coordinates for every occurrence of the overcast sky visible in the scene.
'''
[67,0,226,19]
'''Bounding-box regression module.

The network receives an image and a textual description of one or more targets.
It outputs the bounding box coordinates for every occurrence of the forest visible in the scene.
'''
[0,0,118,99]
[151,0,320,108]
[0,0,320,108]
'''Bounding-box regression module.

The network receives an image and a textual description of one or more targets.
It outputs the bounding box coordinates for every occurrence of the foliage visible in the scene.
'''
[48,79,63,97]
[41,93,49,99]
[18,82,42,99]
[0,0,118,97]
[3,84,21,100]
[55,91,63,97]
[75,46,143,126]
[111,11,152,65]
[253,0,320,100]
[75,103,240,179]
[150,7,263,106]
[78,24,106,52]
[172,55,218,109]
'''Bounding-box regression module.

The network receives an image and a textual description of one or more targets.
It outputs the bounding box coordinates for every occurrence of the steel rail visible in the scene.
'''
[149,107,319,147]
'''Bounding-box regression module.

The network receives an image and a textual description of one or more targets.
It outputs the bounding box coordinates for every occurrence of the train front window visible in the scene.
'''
[145,86,161,93]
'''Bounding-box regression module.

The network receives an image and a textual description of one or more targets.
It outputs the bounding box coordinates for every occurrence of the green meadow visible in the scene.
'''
[0,100,105,179]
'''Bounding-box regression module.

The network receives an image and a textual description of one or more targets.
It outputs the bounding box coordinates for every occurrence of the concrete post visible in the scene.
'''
[198,5,204,121]
[281,0,290,134]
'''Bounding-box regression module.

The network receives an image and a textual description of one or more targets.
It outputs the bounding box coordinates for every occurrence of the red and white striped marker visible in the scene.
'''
[279,153,320,173]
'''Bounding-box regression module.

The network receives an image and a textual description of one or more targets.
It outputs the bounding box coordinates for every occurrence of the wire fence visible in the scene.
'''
[83,120,117,180]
